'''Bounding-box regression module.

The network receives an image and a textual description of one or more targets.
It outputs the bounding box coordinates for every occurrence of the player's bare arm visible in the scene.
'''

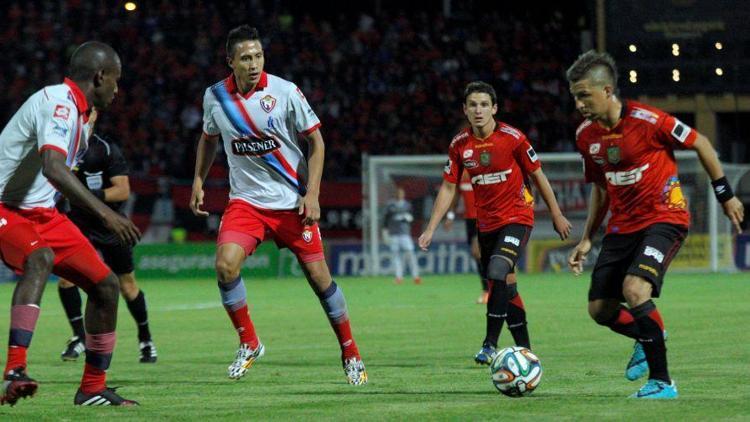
[418,180,458,251]
[568,182,609,275]
[443,190,460,232]
[104,175,130,202]
[41,149,140,246]
[528,168,572,240]
[691,133,745,232]
[190,132,219,216]
[300,129,324,225]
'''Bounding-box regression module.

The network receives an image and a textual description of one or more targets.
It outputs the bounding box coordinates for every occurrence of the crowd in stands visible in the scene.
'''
[1,1,585,182]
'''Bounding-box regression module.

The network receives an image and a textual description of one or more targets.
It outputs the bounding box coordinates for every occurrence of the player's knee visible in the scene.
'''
[588,301,616,325]
[487,256,512,282]
[26,247,54,272]
[622,276,652,305]
[92,273,120,305]
[118,276,138,298]
[215,256,241,282]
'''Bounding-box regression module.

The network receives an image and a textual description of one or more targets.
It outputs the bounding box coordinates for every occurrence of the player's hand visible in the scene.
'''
[190,184,209,217]
[722,197,745,233]
[418,229,434,251]
[567,239,592,276]
[552,213,573,240]
[299,193,321,226]
[103,210,141,246]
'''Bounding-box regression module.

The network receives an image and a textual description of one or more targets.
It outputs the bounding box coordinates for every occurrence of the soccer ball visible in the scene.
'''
[489,346,542,397]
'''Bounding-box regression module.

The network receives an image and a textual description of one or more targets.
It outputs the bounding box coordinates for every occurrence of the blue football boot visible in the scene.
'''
[630,379,678,399]
[474,345,496,365]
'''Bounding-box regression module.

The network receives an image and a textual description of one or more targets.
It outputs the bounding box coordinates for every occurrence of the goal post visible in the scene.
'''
[363,152,749,276]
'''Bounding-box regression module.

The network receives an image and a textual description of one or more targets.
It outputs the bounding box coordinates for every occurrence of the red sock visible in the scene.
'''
[5,304,41,373]
[648,309,665,331]
[331,319,359,360]
[5,346,27,373]
[80,332,116,394]
[225,304,259,349]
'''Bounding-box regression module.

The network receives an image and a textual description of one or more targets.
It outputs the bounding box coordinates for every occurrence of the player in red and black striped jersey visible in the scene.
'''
[419,82,571,364]
[565,51,745,399]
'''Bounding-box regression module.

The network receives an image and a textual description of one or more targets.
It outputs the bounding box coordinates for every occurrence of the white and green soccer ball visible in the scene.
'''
[489,346,542,397]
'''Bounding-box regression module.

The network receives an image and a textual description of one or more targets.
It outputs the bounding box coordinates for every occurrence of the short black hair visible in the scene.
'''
[464,81,497,105]
[226,25,260,58]
[68,41,120,81]
[566,50,618,88]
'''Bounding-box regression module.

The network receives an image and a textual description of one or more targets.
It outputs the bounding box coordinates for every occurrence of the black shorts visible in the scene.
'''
[465,218,478,245]
[91,239,134,275]
[478,224,532,276]
[590,223,687,302]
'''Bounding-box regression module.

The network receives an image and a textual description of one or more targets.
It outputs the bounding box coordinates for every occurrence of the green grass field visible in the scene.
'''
[0,272,748,420]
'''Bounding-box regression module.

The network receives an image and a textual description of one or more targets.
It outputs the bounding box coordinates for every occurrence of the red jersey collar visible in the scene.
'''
[63,78,90,119]
[225,72,268,99]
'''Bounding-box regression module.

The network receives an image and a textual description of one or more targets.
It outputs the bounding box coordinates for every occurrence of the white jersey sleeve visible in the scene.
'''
[37,100,77,156]
[288,84,321,135]
[202,88,221,136]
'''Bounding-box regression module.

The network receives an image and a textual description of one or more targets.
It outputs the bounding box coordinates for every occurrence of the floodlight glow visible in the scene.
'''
[628,44,637,53]
[672,69,680,82]
[125,2,137,11]
[715,42,723,50]
[715,68,724,76]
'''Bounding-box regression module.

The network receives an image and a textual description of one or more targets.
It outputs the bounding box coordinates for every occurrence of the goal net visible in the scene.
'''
[362,152,749,276]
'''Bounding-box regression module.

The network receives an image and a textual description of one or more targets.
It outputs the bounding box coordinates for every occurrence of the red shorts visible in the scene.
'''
[217,199,325,263]
[0,204,111,290]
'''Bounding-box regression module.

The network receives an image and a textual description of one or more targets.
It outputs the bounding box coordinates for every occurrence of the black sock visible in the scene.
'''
[58,284,85,339]
[126,290,152,343]
[483,279,508,348]
[601,305,641,339]
[506,284,530,349]
[631,300,669,383]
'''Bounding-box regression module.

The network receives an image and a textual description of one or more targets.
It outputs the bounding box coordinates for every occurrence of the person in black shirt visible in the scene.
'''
[57,133,157,363]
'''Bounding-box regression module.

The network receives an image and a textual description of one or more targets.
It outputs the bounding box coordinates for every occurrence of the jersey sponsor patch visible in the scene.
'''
[444,159,452,174]
[589,143,600,154]
[260,95,276,113]
[605,163,650,186]
[463,159,478,169]
[471,169,513,185]
[84,172,104,190]
[231,136,281,156]
[504,235,520,246]
[643,246,665,263]
[630,107,659,124]
[53,104,71,120]
[670,119,690,143]
[526,146,538,163]
[51,121,69,138]
[463,149,473,158]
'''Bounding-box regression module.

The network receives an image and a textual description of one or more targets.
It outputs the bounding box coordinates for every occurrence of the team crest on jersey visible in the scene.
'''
[480,150,491,166]
[302,228,313,243]
[260,95,276,113]
[607,146,621,164]
[53,104,70,120]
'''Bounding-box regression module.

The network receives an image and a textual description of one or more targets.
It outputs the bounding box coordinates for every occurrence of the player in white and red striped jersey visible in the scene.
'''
[419,81,571,365]
[190,25,366,385]
[0,41,141,406]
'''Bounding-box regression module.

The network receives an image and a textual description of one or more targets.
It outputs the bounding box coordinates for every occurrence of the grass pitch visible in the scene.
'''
[0,272,748,420]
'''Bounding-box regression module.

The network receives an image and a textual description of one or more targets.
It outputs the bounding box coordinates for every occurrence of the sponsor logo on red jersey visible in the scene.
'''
[605,164,650,186]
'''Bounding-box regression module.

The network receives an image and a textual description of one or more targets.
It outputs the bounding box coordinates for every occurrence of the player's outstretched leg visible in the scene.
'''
[504,278,530,349]
[58,280,86,361]
[75,273,138,406]
[119,272,157,363]
[476,256,512,365]
[215,243,263,380]
[304,260,366,385]
[1,248,53,406]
